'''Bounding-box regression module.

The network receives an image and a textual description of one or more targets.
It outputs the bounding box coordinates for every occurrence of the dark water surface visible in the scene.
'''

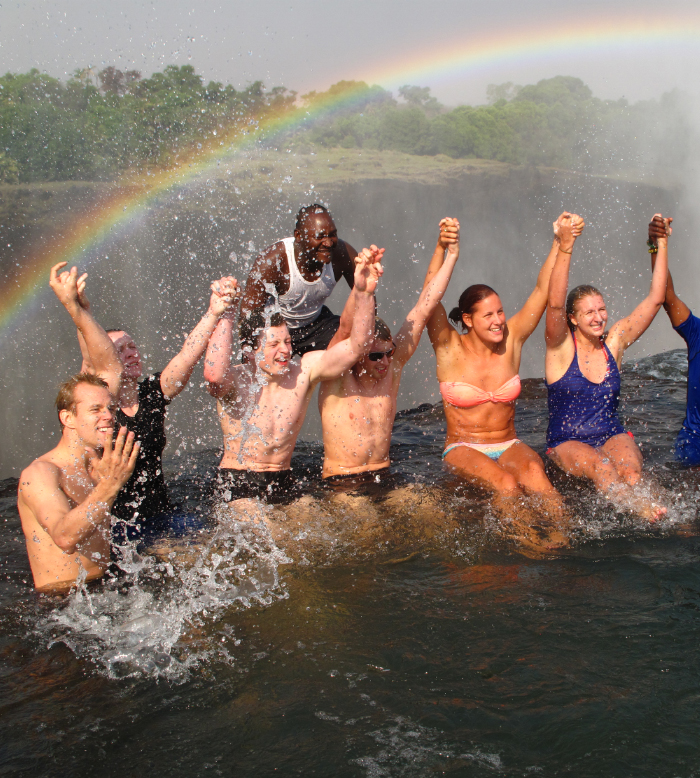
[2,350,700,777]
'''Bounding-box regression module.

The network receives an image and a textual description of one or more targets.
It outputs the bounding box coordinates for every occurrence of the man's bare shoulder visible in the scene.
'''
[18,457,62,503]
[257,241,289,272]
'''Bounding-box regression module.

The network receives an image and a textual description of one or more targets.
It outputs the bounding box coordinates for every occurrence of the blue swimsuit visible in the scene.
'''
[674,312,700,465]
[546,336,626,451]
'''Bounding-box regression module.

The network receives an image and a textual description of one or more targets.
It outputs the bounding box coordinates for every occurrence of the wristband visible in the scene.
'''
[558,246,573,254]
[647,239,658,254]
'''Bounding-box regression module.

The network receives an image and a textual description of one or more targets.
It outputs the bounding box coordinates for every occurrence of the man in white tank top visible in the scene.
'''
[238,204,358,355]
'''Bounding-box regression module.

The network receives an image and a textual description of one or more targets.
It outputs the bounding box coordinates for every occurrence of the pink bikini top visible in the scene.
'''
[439,375,521,408]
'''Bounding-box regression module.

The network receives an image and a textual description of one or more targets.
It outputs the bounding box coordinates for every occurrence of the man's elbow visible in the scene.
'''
[54,534,78,554]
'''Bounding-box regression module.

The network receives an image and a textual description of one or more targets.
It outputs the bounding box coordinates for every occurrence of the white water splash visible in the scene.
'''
[38,509,292,681]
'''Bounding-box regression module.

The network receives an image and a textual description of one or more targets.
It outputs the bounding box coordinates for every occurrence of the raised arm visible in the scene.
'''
[395,218,460,365]
[159,277,239,399]
[50,263,123,395]
[649,215,688,329]
[21,427,138,554]
[328,244,384,349]
[545,214,583,350]
[308,248,380,384]
[203,305,239,399]
[333,239,359,288]
[511,212,583,343]
[608,216,669,355]
[423,220,461,350]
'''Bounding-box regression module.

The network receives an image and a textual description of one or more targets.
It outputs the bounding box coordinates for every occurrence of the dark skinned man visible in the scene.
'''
[238,204,358,355]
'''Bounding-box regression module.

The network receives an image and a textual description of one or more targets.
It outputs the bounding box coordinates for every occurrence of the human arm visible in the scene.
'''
[334,240,359,288]
[159,277,239,399]
[21,428,138,554]
[649,215,689,328]
[50,263,123,395]
[608,216,670,355]
[203,307,238,400]
[328,244,384,349]
[395,218,460,365]
[544,214,584,351]
[308,248,381,383]
[512,212,584,344]
[423,219,462,351]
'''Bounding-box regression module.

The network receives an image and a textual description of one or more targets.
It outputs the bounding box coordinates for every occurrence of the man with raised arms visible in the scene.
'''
[204,247,382,503]
[17,265,139,591]
[238,204,358,356]
[319,219,460,484]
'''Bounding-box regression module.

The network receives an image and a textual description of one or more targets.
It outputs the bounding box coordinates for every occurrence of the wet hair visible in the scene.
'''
[374,317,392,342]
[566,284,604,331]
[56,372,109,426]
[239,309,286,353]
[448,284,498,331]
[295,203,330,232]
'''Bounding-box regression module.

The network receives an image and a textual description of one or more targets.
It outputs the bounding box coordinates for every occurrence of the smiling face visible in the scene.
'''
[108,331,143,380]
[463,293,507,344]
[570,294,608,338]
[354,337,395,381]
[60,383,116,450]
[255,323,293,377]
[294,212,338,267]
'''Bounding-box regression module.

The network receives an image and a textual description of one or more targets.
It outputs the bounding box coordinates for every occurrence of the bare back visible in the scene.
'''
[17,450,109,591]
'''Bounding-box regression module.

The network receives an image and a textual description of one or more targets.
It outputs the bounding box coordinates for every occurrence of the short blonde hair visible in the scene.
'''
[56,372,109,425]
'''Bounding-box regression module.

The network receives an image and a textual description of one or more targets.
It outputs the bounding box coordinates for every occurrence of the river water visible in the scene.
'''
[2,348,700,777]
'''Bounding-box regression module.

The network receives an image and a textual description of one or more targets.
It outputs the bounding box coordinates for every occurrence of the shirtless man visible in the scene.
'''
[17,375,139,591]
[204,247,382,504]
[238,204,358,356]
[319,219,460,485]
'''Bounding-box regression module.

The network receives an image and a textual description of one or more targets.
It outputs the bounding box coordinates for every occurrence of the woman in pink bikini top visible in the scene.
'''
[423,211,584,500]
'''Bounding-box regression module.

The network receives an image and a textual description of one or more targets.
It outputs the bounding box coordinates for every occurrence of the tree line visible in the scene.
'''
[0,65,690,184]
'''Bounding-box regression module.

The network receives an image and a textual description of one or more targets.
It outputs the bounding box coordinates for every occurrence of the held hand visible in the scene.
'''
[49,262,83,312]
[553,212,583,248]
[354,245,385,295]
[648,213,672,245]
[438,217,460,250]
[208,275,240,317]
[93,426,140,498]
[570,213,585,237]
[76,272,90,310]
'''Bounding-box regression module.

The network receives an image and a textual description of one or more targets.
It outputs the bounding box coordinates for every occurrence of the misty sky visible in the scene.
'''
[2,0,700,105]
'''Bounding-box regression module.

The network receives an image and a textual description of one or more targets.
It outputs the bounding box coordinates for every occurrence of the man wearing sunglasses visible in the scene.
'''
[319,218,460,487]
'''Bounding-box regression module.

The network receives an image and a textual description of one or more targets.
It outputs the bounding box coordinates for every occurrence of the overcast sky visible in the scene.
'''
[1,0,699,105]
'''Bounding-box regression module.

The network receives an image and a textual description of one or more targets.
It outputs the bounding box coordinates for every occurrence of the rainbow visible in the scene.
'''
[2,14,699,340]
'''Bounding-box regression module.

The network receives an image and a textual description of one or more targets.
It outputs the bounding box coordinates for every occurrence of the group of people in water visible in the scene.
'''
[16,202,697,591]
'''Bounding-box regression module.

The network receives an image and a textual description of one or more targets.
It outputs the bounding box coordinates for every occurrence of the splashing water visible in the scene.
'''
[37,510,292,680]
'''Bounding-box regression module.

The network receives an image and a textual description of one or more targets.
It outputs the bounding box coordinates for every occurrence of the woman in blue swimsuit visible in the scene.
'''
[544,215,670,518]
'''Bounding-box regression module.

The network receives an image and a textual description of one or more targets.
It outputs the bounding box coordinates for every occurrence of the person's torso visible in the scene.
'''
[19,457,108,590]
[437,334,520,444]
[274,237,338,328]
[319,369,401,476]
[218,361,313,470]
[113,375,169,518]
[546,341,622,445]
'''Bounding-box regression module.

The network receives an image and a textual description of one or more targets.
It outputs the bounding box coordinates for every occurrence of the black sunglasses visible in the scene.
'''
[368,345,396,361]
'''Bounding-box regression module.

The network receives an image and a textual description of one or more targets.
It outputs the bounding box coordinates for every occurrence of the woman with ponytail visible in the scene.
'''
[544,214,670,519]
[423,213,582,546]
